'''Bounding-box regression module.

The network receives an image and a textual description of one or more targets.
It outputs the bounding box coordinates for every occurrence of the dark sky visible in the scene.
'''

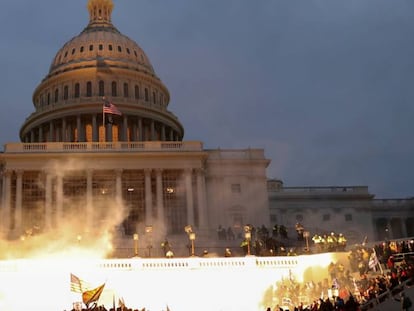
[0,0,413,199]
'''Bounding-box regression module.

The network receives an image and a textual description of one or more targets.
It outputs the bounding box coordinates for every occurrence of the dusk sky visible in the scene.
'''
[0,0,413,199]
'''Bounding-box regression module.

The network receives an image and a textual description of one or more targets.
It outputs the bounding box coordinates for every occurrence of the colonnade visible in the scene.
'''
[23,113,181,143]
[1,167,209,236]
[375,217,413,240]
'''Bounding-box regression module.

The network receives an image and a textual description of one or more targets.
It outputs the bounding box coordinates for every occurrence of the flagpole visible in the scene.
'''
[373,248,383,274]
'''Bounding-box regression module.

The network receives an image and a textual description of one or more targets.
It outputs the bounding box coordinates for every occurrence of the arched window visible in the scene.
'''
[134,85,140,100]
[111,81,117,97]
[99,81,105,97]
[74,83,80,98]
[152,92,156,104]
[86,81,92,97]
[47,93,51,105]
[123,83,129,98]
[144,88,149,102]
[63,86,69,100]
[54,89,59,103]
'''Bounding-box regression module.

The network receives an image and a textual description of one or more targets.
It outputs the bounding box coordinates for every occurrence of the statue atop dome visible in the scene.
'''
[87,0,114,26]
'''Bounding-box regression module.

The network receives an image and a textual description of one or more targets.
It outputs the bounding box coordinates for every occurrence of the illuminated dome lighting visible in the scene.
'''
[20,0,184,143]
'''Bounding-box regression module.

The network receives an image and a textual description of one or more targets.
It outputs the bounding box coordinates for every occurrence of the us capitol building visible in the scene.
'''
[0,0,412,255]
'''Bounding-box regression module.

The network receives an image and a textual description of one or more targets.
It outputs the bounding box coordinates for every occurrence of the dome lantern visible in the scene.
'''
[87,0,114,26]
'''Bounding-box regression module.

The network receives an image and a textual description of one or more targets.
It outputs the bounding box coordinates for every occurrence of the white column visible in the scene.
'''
[45,172,53,230]
[144,169,153,226]
[92,114,98,142]
[56,174,63,228]
[155,169,164,225]
[15,170,23,232]
[49,121,54,142]
[1,172,6,221]
[115,169,123,206]
[185,169,194,226]
[2,170,12,233]
[76,115,82,142]
[62,118,67,142]
[86,170,93,226]
[123,115,128,141]
[161,125,166,141]
[196,169,208,231]
[138,118,143,141]
[150,120,155,141]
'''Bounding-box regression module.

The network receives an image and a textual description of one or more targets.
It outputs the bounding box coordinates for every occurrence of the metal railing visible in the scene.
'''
[360,278,413,311]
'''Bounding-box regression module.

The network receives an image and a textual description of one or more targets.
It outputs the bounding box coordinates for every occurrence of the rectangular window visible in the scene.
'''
[322,214,331,221]
[231,184,241,193]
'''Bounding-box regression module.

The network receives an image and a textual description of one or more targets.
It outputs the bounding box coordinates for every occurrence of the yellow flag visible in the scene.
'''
[82,283,105,306]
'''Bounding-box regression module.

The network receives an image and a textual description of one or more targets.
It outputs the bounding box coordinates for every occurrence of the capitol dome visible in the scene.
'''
[20,0,184,143]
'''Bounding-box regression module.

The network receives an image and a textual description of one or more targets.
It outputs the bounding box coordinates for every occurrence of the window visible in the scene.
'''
[63,86,68,100]
[99,81,105,97]
[89,45,94,51]
[109,44,113,51]
[322,214,331,221]
[123,83,129,98]
[118,46,122,52]
[144,88,149,101]
[86,81,92,97]
[99,44,103,51]
[345,214,353,222]
[47,93,50,105]
[64,51,68,58]
[80,46,84,53]
[54,89,59,103]
[231,184,241,193]
[152,92,156,104]
[74,83,80,98]
[134,85,140,100]
[126,48,130,54]
[111,82,117,97]
[71,48,76,55]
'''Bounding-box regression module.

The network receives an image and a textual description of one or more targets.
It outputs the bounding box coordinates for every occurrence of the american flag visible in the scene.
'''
[368,251,379,270]
[103,101,122,115]
[70,273,83,293]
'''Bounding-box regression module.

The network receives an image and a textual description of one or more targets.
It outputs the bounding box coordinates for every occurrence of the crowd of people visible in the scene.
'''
[264,238,414,310]
[218,223,350,257]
